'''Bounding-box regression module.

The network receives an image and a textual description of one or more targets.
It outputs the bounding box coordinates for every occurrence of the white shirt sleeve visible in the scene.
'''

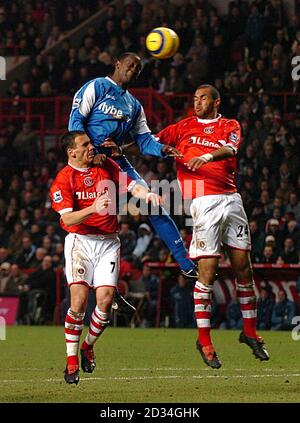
[130,106,151,136]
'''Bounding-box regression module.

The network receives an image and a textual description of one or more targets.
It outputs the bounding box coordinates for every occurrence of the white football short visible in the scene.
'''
[64,233,120,289]
[189,192,251,259]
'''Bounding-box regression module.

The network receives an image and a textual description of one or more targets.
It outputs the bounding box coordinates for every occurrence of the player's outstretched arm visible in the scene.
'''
[186,146,235,171]
[134,132,182,158]
[61,192,111,226]
[131,184,162,207]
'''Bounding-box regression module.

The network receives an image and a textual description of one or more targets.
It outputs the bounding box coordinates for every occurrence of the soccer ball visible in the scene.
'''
[146,27,180,59]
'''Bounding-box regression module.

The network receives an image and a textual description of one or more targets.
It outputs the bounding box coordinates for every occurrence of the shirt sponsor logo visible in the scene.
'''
[53,190,63,203]
[84,177,94,187]
[204,126,214,134]
[189,136,219,148]
[98,101,125,119]
[75,191,97,200]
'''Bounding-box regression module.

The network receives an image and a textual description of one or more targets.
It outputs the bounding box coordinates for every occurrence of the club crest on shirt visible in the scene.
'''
[84,177,94,187]
[204,126,214,134]
[197,240,206,249]
[77,267,85,276]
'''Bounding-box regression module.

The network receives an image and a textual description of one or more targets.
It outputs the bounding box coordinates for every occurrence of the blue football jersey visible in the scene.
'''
[68,76,164,157]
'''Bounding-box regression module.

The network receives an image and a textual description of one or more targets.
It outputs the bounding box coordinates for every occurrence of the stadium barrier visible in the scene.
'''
[146,263,300,328]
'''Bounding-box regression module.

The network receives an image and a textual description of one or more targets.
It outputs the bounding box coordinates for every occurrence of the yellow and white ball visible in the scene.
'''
[146,27,180,59]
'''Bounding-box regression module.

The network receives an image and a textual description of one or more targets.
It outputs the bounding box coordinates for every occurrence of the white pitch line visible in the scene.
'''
[2,367,286,372]
[0,373,300,384]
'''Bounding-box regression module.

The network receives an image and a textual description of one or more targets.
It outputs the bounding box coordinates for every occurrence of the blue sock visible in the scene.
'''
[149,209,194,272]
[116,156,195,272]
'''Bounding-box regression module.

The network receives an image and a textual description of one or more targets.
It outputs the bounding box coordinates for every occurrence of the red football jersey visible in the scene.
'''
[157,114,241,198]
[50,158,131,235]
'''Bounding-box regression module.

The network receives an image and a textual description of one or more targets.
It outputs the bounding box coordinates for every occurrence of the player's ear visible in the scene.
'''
[215,98,221,109]
[67,147,76,158]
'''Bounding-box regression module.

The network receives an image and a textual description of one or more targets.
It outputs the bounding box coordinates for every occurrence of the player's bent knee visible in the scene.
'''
[70,296,87,313]
[97,291,115,311]
[198,267,217,285]
[236,264,253,281]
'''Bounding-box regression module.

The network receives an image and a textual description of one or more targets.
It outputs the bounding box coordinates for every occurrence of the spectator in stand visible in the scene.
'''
[2,263,28,296]
[132,223,153,261]
[13,122,39,169]
[0,262,11,293]
[7,222,24,256]
[142,264,160,328]
[278,237,299,264]
[219,289,243,330]
[271,289,296,330]
[249,219,265,263]
[0,247,13,266]
[169,274,194,328]
[30,247,47,269]
[25,255,56,323]
[16,235,37,269]
[286,192,300,223]
[119,222,137,260]
[165,67,185,94]
[257,287,274,330]
[284,220,300,249]
[259,244,278,264]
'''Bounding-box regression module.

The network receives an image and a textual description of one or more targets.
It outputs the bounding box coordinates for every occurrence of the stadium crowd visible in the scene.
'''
[0,0,299,327]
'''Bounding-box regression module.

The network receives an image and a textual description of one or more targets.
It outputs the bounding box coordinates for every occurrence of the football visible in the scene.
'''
[146,27,180,59]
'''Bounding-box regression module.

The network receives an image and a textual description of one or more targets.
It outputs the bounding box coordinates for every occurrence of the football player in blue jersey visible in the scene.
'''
[68,52,197,279]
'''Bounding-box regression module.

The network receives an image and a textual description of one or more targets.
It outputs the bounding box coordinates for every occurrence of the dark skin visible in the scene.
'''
[103,53,183,158]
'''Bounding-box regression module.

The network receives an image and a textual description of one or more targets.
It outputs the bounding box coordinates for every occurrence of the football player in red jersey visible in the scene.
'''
[50,131,161,384]
[157,85,270,368]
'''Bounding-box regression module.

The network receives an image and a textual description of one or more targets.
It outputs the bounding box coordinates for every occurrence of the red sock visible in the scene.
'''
[236,281,257,338]
[64,308,84,363]
[67,355,79,366]
[194,281,213,346]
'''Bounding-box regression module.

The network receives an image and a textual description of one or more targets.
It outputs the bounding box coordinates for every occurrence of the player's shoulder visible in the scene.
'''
[53,165,73,184]
[179,116,196,127]
[105,158,121,172]
[220,116,240,128]
[170,116,196,130]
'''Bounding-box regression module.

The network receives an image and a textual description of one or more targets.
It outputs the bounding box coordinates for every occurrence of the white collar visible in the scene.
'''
[105,76,118,86]
[196,114,221,124]
[68,163,90,172]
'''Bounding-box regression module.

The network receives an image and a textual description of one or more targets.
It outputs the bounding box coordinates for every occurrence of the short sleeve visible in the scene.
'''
[156,124,178,146]
[224,120,241,152]
[50,175,74,215]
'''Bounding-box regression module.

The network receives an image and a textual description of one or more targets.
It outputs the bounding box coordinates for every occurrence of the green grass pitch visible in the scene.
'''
[0,326,299,403]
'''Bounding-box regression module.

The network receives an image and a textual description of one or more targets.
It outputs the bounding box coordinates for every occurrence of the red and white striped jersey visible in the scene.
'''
[157,114,241,199]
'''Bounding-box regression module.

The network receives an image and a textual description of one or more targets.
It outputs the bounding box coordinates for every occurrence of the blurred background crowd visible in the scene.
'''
[0,0,299,328]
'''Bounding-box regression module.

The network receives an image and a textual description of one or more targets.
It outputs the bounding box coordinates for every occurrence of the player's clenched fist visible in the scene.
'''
[93,192,112,213]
